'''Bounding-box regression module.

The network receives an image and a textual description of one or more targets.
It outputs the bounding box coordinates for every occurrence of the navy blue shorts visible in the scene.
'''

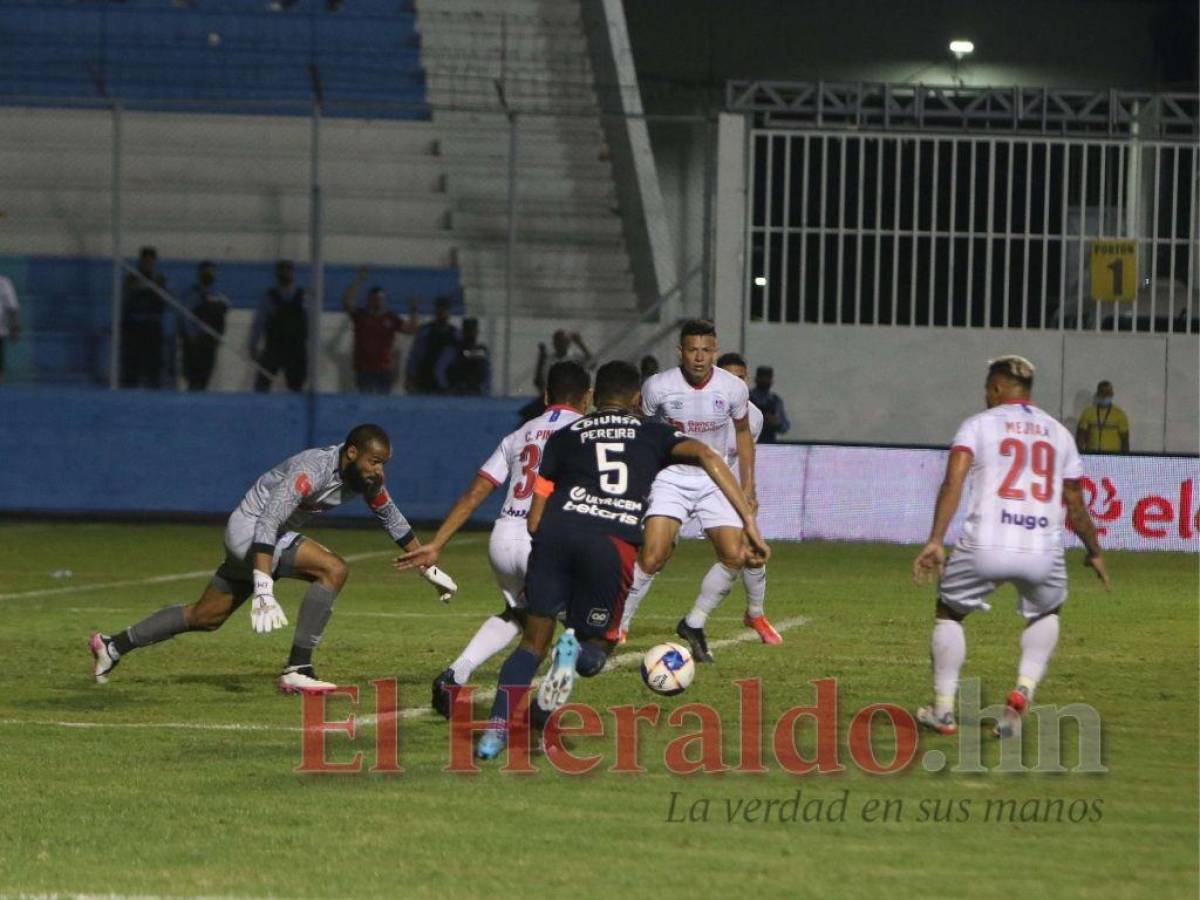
[525,528,638,642]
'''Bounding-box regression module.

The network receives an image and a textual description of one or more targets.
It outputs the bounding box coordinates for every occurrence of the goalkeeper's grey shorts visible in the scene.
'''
[215,510,306,585]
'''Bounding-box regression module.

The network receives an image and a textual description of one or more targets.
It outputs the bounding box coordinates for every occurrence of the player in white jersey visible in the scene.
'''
[394,361,592,717]
[90,424,456,694]
[619,352,778,644]
[912,356,1111,738]
[617,320,772,663]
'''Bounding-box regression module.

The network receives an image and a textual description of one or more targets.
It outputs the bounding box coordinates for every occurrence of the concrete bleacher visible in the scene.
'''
[415,0,641,319]
[0,0,428,115]
[0,0,654,387]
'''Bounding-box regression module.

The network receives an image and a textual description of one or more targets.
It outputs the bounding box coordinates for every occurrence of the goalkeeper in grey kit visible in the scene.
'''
[89,423,458,694]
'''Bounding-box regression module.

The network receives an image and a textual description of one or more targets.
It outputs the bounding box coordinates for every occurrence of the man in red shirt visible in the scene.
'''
[341,267,418,394]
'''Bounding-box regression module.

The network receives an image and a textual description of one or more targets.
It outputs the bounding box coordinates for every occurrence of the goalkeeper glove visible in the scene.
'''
[250,570,288,634]
[421,565,458,603]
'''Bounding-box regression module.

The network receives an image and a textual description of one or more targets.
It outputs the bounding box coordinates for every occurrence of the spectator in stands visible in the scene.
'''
[750,365,791,443]
[534,329,593,391]
[250,259,308,393]
[0,274,20,385]
[405,295,459,394]
[179,261,229,392]
[640,354,659,381]
[120,246,167,389]
[341,266,418,394]
[441,316,491,395]
[1076,380,1131,454]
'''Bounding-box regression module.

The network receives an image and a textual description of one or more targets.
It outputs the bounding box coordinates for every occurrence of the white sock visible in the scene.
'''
[1017,614,1060,701]
[685,563,738,629]
[618,563,657,633]
[931,618,966,715]
[450,616,520,684]
[743,565,767,618]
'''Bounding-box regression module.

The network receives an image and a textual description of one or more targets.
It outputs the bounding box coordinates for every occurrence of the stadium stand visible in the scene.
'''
[416,0,641,318]
[0,0,428,114]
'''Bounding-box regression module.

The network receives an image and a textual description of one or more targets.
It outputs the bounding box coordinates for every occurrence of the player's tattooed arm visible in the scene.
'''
[912,448,972,584]
[1063,479,1111,589]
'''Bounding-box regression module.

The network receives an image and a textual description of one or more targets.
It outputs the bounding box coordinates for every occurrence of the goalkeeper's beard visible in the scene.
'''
[342,462,379,494]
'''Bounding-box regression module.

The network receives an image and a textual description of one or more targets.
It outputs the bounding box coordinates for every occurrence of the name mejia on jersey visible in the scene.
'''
[535,411,686,546]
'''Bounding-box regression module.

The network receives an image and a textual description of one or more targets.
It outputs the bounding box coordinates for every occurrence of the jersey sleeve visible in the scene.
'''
[1060,434,1085,481]
[729,377,750,420]
[365,480,415,546]
[640,376,661,416]
[950,417,979,457]
[477,435,511,488]
[251,458,325,553]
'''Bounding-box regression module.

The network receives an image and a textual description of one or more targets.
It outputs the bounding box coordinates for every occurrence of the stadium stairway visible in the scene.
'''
[414,0,640,320]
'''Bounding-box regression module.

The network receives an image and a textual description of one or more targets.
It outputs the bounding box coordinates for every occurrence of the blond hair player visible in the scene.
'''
[913,355,1111,738]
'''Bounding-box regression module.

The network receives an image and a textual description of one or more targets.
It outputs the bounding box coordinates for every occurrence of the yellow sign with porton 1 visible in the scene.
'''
[1090,239,1137,302]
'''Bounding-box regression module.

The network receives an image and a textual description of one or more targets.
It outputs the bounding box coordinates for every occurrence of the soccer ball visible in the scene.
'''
[640,642,695,696]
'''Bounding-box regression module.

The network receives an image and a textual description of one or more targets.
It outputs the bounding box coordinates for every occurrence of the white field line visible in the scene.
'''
[0,539,483,602]
[0,616,809,735]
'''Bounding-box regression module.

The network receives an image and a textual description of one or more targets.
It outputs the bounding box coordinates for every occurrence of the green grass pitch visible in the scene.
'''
[0,520,1195,898]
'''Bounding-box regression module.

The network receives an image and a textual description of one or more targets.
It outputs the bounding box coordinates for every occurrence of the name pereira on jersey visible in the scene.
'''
[561,485,642,526]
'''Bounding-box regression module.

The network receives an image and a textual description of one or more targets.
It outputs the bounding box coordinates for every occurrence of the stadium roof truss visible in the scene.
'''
[725,81,1199,140]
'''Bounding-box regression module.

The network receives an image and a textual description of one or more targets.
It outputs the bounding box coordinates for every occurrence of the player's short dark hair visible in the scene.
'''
[345,423,390,452]
[679,319,716,343]
[546,360,590,405]
[593,360,641,407]
[987,355,1035,391]
[717,352,746,369]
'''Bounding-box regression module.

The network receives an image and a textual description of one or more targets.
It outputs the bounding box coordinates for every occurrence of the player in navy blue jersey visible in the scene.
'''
[468,360,768,760]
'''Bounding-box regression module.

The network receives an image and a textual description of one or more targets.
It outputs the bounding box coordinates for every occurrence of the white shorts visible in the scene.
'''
[489,520,532,609]
[938,545,1068,621]
[646,475,742,532]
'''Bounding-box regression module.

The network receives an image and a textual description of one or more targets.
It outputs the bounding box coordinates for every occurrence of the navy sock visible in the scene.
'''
[577,642,607,677]
[489,647,541,723]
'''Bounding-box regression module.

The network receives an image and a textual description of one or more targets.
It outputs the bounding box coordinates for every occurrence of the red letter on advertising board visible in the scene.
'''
[1179,479,1195,540]
[1133,495,1172,538]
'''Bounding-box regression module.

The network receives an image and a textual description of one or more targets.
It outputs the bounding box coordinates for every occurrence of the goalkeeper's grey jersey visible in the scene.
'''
[234,444,413,551]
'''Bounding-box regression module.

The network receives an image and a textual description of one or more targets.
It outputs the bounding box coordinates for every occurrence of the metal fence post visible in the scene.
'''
[502,111,517,397]
[108,99,123,389]
[309,98,323,402]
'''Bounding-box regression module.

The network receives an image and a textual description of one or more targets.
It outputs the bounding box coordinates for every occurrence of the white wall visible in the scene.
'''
[741,322,1198,453]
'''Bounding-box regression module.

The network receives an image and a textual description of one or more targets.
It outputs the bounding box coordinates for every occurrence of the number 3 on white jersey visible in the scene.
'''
[596,443,628,495]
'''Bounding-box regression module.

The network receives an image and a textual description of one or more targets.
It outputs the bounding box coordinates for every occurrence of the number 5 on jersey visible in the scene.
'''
[596,443,628,495]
